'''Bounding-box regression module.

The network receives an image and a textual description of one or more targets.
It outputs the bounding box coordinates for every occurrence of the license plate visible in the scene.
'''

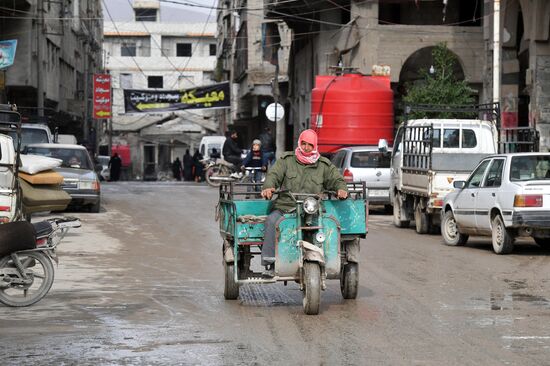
[369,189,388,197]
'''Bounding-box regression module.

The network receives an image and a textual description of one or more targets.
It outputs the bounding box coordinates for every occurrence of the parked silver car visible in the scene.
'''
[442,153,550,254]
[331,145,392,209]
[25,143,101,212]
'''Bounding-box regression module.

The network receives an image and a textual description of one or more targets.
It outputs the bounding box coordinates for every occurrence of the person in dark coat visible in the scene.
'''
[193,149,204,182]
[183,149,193,181]
[172,157,183,181]
[109,153,122,182]
[222,130,242,169]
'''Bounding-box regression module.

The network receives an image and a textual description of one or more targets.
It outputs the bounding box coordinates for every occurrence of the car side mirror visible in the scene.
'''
[453,180,466,189]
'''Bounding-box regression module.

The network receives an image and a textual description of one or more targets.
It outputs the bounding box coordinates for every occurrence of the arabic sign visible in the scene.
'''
[123,82,230,113]
[0,40,17,70]
[93,74,112,119]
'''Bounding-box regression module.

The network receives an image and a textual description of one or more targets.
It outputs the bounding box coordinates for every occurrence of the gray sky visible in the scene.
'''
[103,0,218,23]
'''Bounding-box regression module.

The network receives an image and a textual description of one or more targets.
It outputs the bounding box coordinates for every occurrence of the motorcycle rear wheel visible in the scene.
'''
[0,251,54,307]
[206,165,230,188]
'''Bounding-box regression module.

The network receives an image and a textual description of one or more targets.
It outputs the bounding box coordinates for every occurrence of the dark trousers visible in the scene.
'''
[262,209,284,265]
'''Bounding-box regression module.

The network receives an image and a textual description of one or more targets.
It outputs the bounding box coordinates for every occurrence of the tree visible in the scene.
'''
[403,43,476,119]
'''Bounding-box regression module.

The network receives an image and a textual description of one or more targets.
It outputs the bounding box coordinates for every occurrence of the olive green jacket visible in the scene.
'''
[262,152,348,212]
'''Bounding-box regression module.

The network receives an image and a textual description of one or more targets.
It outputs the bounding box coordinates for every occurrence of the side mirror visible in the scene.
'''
[95,164,103,173]
[453,180,466,189]
[378,138,389,152]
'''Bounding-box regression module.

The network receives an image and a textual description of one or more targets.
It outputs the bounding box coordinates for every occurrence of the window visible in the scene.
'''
[443,129,460,148]
[209,44,217,56]
[177,43,192,57]
[135,8,157,21]
[432,129,441,148]
[462,129,477,148]
[350,151,391,168]
[510,155,550,181]
[331,150,347,169]
[467,160,491,188]
[148,76,163,89]
[121,43,136,57]
[483,159,505,187]
[120,73,133,89]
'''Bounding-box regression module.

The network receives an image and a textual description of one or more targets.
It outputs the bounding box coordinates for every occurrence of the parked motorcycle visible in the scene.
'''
[205,160,264,187]
[0,217,81,307]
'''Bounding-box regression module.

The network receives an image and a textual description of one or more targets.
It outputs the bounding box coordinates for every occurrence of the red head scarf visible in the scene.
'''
[295,129,320,165]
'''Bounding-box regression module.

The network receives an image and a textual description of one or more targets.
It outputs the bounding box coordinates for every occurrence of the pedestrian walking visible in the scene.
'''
[193,149,204,182]
[183,149,193,181]
[172,157,183,181]
[109,153,122,182]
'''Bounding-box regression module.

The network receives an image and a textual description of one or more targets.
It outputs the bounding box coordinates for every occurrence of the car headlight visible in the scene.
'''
[80,181,99,190]
[303,197,319,214]
[315,232,326,243]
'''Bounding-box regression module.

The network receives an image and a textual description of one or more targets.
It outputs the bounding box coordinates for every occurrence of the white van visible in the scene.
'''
[199,135,226,160]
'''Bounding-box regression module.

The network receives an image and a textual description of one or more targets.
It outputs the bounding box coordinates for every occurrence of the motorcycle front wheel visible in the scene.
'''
[0,251,55,307]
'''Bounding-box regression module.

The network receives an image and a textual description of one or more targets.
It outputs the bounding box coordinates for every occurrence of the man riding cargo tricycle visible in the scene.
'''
[216,129,368,315]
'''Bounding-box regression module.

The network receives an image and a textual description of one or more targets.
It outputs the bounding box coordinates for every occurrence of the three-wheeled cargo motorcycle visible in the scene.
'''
[217,181,368,315]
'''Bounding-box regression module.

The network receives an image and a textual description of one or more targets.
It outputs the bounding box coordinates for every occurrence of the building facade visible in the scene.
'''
[0,0,103,144]
[263,0,550,150]
[216,0,291,148]
[103,0,217,179]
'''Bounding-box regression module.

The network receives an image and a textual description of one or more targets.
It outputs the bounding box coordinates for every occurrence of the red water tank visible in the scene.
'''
[311,73,394,154]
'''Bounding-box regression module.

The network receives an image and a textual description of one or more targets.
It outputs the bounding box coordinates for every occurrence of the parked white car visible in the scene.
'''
[331,144,392,208]
[441,153,550,254]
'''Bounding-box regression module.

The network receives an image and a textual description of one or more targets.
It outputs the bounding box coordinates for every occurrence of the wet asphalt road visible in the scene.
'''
[2,182,550,365]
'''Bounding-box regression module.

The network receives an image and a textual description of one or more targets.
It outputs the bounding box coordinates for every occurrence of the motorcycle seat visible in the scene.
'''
[32,221,53,238]
[0,221,36,257]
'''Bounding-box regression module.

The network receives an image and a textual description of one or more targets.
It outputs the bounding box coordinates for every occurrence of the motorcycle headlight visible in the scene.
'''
[315,232,326,243]
[303,197,319,214]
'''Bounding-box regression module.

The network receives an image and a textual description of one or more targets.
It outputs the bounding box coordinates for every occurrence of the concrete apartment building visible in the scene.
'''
[103,0,217,179]
[216,0,291,147]
[257,0,550,150]
[0,0,103,143]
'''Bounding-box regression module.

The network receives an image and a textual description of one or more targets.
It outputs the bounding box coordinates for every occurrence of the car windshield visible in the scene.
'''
[26,147,92,170]
[350,151,391,168]
[510,155,550,181]
[8,129,49,149]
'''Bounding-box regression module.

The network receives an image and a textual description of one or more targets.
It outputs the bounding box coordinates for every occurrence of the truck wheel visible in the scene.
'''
[223,261,239,300]
[492,215,514,254]
[442,210,468,246]
[340,263,358,299]
[302,262,321,315]
[414,204,431,234]
[392,193,410,228]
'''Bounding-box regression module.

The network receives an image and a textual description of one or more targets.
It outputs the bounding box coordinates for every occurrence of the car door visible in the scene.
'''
[331,150,347,174]
[453,159,491,229]
[475,158,505,233]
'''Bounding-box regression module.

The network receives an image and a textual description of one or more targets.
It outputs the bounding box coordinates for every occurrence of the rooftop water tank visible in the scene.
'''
[311,73,394,154]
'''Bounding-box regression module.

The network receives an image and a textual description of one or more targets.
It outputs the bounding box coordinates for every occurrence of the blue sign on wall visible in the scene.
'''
[0,40,17,70]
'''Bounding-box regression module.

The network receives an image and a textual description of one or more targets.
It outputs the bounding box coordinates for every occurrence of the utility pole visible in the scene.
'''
[83,42,89,142]
[493,0,500,105]
[274,62,285,157]
[36,0,44,118]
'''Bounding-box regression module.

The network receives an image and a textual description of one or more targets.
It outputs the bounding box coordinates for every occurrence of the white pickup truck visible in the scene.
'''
[0,130,19,223]
[390,104,538,235]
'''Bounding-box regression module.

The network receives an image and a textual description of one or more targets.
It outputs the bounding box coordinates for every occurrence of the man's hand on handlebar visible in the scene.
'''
[261,188,276,200]
[337,189,348,200]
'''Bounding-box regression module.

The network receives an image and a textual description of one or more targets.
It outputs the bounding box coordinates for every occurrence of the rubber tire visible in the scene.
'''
[534,237,550,249]
[302,262,321,315]
[223,261,239,300]
[206,165,228,188]
[340,262,359,299]
[392,193,410,228]
[441,210,469,246]
[384,205,393,214]
[0,252,54,307]
[90,198,101,213]
[492,215,514,254]
[414,204,431,234]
